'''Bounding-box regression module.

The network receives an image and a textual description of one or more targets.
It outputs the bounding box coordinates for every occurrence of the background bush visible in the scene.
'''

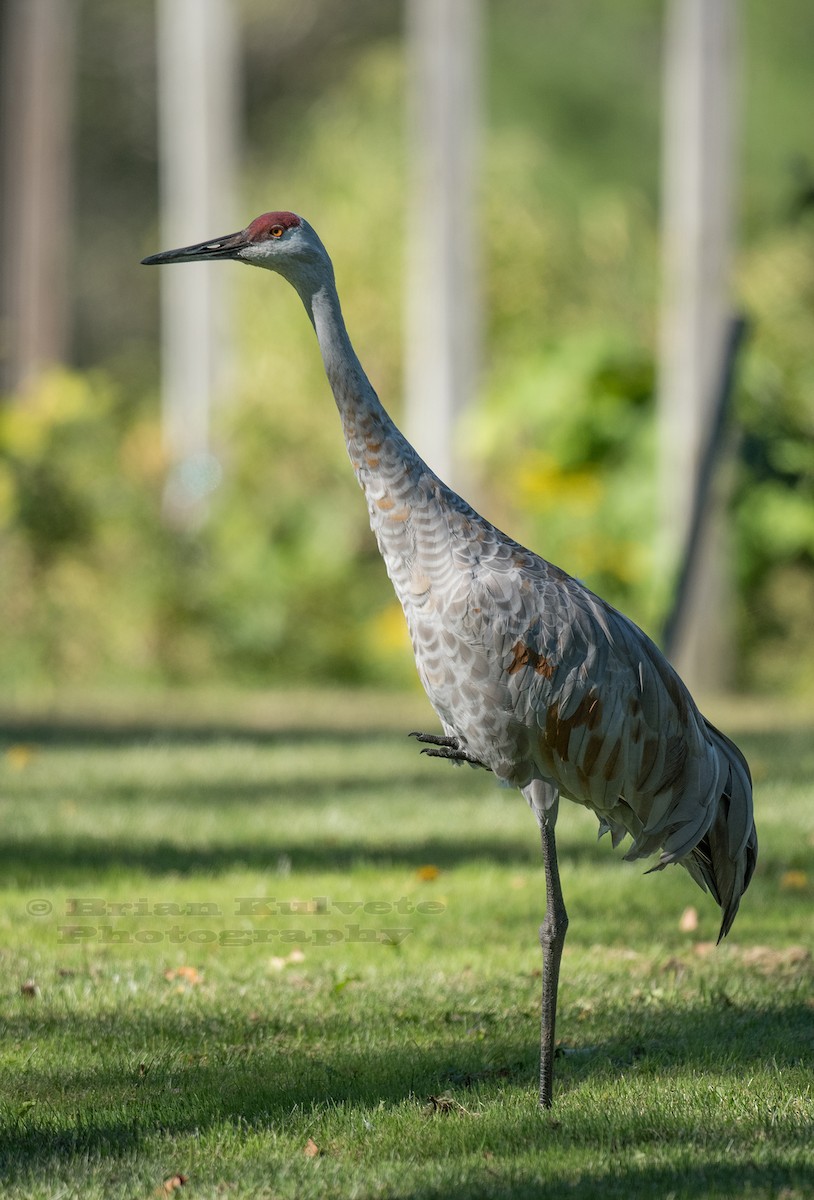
[1,1,813,695]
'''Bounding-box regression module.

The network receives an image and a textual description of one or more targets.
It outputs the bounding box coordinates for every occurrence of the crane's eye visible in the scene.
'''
[269,225,285,239]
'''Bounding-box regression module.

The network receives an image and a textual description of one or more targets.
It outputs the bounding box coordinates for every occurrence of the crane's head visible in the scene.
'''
[141,211,331,286]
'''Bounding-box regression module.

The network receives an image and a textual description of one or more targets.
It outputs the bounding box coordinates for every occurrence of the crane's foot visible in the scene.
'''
[408,731,491,770]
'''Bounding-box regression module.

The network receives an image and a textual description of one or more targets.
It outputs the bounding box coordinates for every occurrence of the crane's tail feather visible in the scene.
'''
[687,720,757,942]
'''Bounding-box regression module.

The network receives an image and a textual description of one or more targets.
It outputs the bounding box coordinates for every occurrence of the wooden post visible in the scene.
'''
[404,0,481,493]
[155,0,239,526]
[658,0,737,691]
[0,0,75,393]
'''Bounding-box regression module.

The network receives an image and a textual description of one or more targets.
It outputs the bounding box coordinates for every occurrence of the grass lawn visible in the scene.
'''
[0,688,812,1199]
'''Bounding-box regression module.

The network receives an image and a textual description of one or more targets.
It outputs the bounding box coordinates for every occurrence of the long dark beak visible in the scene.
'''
[141,228,249,266]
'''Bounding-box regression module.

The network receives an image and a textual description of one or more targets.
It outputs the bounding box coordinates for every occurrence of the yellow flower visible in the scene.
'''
[5,745,35,771]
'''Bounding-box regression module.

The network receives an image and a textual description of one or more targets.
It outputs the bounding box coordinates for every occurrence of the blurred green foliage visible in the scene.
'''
[1,1,813,694]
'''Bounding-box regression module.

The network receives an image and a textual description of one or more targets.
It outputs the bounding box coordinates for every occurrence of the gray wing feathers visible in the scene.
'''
[686,721,757,940]
[472,558,756,937]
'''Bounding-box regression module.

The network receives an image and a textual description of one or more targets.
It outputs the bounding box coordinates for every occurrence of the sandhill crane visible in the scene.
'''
[143,211,757,1108]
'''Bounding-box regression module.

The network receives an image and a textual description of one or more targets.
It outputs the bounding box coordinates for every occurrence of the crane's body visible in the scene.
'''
[143,211,758,1107]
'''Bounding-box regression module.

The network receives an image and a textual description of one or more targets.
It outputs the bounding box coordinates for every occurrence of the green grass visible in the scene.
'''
[0,689,812,1199]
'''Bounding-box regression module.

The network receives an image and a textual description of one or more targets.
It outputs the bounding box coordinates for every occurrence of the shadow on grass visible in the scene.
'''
[1,829,548,879]
[3,825,805,888]
[0,716,415,750]
[390,1160,814,1200]
[0,999,811,1189]
[1,768,452,808]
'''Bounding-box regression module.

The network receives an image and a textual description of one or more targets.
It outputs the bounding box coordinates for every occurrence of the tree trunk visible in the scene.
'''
[404,0,481,495]
[0,0,76,394]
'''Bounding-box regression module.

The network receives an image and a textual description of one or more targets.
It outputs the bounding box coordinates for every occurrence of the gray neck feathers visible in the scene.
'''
[295,272,423,490]
[304,280,379,419]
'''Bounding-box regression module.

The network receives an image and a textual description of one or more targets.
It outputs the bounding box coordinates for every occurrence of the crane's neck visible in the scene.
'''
[296,273,423,490]
[302,279,380,417]
[292,262,477,736]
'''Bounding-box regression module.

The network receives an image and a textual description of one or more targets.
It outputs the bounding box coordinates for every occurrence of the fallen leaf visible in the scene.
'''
[573,998,596,1019]
[304,1137,320,1157]
[679,905,699,933]
[5,744,35,771]
[692,941,716,958]
[417,865,440,881]
[780,870,808,892]
[268,949,306,972]
[164,966,201,985]
[160,1175,188,1193]
[422,1093,479,1116]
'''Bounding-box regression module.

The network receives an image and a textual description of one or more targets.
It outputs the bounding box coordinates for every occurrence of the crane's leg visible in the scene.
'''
[525,781,568,1109]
